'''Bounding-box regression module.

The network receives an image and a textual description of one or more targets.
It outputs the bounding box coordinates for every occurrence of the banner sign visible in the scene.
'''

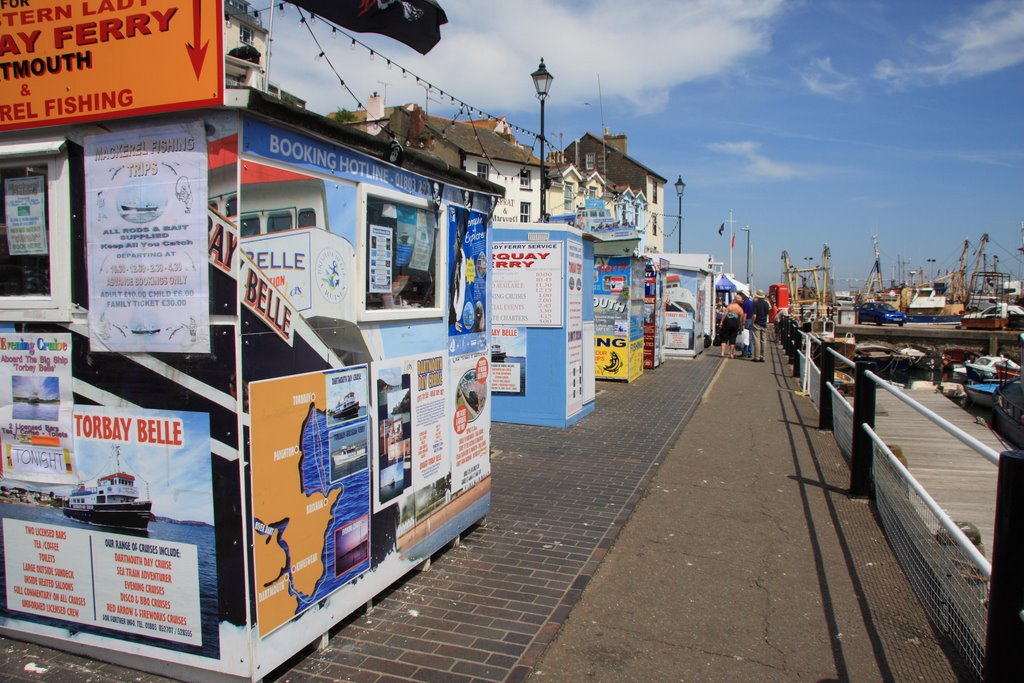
[0,0,223,132]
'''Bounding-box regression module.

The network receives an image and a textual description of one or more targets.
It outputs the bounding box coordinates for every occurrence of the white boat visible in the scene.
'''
[963,355,1020,382]
[964,382,999,409]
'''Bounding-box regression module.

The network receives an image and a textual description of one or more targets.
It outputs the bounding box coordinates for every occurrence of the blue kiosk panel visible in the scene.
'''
[490,223,595,428]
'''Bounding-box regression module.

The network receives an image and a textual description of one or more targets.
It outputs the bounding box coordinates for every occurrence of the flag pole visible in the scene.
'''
[728,209,734,274]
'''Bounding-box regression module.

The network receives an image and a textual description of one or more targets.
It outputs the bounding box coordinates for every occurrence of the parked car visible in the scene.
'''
[857,301,906,326]
[961,303,1024,330]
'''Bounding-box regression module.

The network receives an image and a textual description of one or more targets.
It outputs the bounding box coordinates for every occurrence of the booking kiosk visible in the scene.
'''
[661,254,713,358]
[0,85,500,682]
[643,257,668,369]
[592,229,645,382]
[489,222,596,428]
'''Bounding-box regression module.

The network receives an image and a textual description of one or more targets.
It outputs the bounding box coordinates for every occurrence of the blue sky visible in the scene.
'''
[268,0,1024,291]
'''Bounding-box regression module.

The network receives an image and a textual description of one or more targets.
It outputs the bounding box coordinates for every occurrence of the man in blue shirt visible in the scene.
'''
[751,290,772,362]
[740,292,754,357]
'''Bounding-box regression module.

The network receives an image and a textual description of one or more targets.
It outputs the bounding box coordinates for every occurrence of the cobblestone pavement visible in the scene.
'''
[0,345,963,682]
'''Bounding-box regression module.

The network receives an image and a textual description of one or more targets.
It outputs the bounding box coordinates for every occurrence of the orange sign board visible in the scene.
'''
[0,0,223,132]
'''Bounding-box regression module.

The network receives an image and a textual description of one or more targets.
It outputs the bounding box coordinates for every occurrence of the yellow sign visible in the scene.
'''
[0,0,223,131]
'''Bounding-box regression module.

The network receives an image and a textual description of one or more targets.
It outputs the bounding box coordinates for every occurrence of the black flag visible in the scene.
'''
[290,0,448,55]
[718,223,725,235]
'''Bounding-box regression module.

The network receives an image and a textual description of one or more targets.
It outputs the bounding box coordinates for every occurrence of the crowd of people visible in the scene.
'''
[714,290,772,361]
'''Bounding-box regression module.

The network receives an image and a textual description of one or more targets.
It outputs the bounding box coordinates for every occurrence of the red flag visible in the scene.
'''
[730,233,736,249]
[291,0,448,54]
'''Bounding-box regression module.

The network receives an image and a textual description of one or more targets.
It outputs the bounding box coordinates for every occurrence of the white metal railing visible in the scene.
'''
[865,423,990,681]
[827,382,853,462]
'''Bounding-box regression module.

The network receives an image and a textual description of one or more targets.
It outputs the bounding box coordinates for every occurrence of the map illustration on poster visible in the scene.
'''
[249,368,372,638]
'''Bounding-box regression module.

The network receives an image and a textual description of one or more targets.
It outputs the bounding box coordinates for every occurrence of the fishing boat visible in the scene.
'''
[902,286,962,325]
[854,344,912,372]
[63,453,152,530]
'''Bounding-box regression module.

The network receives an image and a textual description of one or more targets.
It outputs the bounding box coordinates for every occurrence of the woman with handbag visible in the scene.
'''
[718,294,746,359]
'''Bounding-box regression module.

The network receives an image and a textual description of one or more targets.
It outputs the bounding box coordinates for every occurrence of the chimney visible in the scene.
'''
[366,91,385,135]
[604,132,627,155]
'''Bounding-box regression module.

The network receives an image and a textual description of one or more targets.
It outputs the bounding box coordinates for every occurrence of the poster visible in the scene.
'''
[3,176,48,255]
[490,327,527,395]
[0,334,74,485]
[491,241,563,327]
[371,353,450,511]
[249,368,372,638]
[447,207,488,353]
[565,239,584,416]
[85,121,210,353]
[0,405,218,657]
[450,351,490,494]
[369,225,393,294]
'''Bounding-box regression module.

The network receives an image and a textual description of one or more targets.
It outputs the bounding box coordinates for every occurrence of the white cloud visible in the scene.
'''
[709,140,805,180]
[873,0,1024,87]
[800,56,857,98]
[268,0,787,117]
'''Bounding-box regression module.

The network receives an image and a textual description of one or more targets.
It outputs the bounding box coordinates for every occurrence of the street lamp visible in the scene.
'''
[531,58,553,222]
[674,176,685,253]
[927,258,936,279]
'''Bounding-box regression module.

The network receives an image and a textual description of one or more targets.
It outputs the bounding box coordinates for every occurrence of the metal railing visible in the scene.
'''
[774,313,1024,681]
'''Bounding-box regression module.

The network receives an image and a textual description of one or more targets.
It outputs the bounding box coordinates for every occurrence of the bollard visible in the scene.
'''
[848,360,876,498]
[983,451,1024,682]
[818,341,836,431]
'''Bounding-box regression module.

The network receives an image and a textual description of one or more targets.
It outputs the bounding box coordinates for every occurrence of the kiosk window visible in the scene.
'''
[365,195,437,311]
[0,164,50,296]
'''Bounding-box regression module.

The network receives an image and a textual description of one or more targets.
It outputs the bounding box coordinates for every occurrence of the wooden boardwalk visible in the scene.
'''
[873,386,1005,560]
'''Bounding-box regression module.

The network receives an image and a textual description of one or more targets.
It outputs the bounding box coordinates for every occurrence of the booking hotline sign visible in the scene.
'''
[0,0,224,132]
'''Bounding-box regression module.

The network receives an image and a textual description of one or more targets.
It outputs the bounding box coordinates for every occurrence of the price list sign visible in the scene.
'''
[491,242,563,327]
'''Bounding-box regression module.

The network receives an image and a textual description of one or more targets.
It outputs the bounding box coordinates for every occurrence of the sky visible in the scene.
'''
[265,0,1024,292]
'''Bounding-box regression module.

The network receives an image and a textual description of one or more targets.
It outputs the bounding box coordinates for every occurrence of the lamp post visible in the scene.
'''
[674,176,685,253]
[927,258,936,279]
[741,226,751,288]
[531,58,553,222]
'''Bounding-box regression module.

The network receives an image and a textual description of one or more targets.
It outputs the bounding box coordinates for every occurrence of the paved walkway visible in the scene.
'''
[0,341,965,681]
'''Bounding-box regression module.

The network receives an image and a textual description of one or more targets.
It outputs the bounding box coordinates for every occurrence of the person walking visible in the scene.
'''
[751,289,771,362]
[718,295,745,359]
[740,291,754,358]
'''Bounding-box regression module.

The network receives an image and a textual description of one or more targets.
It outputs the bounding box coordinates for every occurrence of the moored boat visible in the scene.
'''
[964,382,999,409]
[994,379,1024,449]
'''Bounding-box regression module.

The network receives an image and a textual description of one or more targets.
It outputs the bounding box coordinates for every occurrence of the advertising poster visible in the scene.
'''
[593,257,630,338]
[665,271,699,351]
[450,351,490,494]
[490,327,526,395]
[249,368,371,638]
[0,405,219,658]
[491,241,563,327]
[565,239,584,416]
[3,176,48,255]
[85,121,210,353]
[595,335,629,379]
[371,353,450,511]
[447,207,488,353]
[0,0,222,133]
[369,225,393,294]
[0,334,74,486]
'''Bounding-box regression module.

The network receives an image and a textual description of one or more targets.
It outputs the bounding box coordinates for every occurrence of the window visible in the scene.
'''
[240,26,254,45]
[584,152,595,170]
[364,192,439,314]
[0,139,71,319]
[519,168,531,190]
[563,182,574,210]
[652,216,658,236]
[475,162,489,180]
[266,211,292,233]
[519,202,530,223]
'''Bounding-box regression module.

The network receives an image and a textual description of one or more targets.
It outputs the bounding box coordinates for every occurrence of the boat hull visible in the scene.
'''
[905,314,961,325]
[63,502,152,530]
[994,381,1024,450]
